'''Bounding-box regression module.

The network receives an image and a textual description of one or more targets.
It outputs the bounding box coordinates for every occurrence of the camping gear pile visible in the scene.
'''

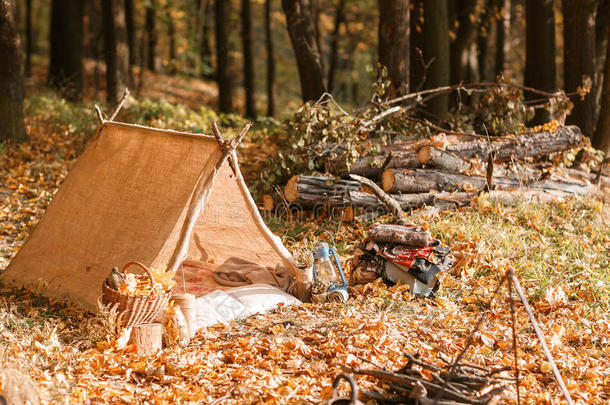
[353,224,453,297]
[348,353,508,404]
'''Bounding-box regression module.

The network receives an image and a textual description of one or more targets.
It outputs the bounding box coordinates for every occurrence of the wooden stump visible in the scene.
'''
[129,323,162,355]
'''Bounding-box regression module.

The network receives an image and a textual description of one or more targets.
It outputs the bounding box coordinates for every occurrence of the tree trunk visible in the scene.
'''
[264,0,276,116]
[242,0,256,118]
[477,0,495,82]
[0,0,26,143]
[525,0,556,124]
[24,0,32,77]
[311,0,324,75]
[423,0,450,118]
[102,0,129,104]
[216,0,233,112]
[327,0,346,93]
[377,0,410,98]
[199,0,213,79]
[145,2,157,72]
[495,0,510,75]
[450,0,483,85]
[49,0,84,101]
[409,0,424,91]
[125,0,135,65]
[594,19,610,154]
[282,0,326,101]
[563,0,597,138]
[167,2,176,73]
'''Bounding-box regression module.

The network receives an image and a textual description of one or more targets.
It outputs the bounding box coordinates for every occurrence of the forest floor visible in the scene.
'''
[0,78,609,404]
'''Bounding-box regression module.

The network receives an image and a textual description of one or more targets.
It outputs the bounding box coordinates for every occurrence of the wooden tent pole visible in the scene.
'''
[167,121,253,272]
[108,88,130,121]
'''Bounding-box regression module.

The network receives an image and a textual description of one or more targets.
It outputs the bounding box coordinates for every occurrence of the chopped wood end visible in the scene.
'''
[284,175,299,203]
[262,194,275,210]
[417,145,433,164]
[381,169,395,192]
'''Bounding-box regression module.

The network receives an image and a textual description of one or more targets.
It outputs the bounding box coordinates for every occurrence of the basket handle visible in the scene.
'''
[122,261,155,284]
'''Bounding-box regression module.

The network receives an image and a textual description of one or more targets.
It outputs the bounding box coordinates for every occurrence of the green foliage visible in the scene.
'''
[123,97,219,132]
[25,92,98,139]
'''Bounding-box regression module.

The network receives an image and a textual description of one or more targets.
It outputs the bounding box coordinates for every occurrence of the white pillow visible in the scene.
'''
[226,283,302,316]
[194,290,249,330]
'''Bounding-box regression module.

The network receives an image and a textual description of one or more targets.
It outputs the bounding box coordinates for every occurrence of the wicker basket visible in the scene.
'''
[102,261,171,327]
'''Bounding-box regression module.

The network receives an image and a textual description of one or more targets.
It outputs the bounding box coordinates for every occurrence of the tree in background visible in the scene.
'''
[377,0,409,98]
[102,0,129,104]
[327,0,346,94]
[282,0,326,102]
[166,0,177,73]
[594,6,610,154]
[450,0,483,85]
[198,0,214,79]
[145,1,157,72]
[49,0,83,101]
[410,0,424,91]
[216,0,233,112]
[264,0,276,116]
[524,0,556,124]
[241,0,256,118]
[125,0,136,69]
[24,0,32,77]
[0,0,26,142]
[423,0,450,118]
[563,0,597,137]
[477,1,495,82]
[495,0,510,75]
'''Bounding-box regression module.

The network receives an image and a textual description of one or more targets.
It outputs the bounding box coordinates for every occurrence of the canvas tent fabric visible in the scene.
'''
[1,121,295,312]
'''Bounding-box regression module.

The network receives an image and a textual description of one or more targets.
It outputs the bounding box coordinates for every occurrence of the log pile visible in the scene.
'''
[264,125,608,215]
[350,353,508,405]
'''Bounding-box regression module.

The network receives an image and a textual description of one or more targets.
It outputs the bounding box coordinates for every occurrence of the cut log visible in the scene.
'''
[339,126,583,176]
[368,224,431,246]
[382,168,594,195]
[284,175,362,203]
[417,146,472,172]
[129,323,162,355]
[287,189,469,211]
[262,192,284,211]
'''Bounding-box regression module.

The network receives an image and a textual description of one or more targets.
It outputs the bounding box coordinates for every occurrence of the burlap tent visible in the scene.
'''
[1,121,295,312]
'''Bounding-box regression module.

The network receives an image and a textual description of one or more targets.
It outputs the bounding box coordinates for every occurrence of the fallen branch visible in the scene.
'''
[348,173,407,223]
[508,270,574,405]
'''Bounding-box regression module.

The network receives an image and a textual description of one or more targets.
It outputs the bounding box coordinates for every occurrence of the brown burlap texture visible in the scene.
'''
[1,122,294,312]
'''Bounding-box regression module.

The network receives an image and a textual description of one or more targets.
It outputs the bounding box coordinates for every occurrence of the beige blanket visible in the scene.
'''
[213,257,294,292]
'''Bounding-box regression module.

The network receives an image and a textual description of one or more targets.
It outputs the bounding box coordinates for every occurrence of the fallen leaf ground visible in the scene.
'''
[1,91,609,404]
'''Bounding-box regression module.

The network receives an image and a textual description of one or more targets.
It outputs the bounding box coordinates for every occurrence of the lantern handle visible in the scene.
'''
[329,247,347,287]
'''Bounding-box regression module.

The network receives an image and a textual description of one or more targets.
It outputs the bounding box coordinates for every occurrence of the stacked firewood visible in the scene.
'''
[264,125,608,215]
[349,353,508,405]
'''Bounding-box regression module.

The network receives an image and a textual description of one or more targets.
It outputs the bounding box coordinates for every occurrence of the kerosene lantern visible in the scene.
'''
[311,242,348,303]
